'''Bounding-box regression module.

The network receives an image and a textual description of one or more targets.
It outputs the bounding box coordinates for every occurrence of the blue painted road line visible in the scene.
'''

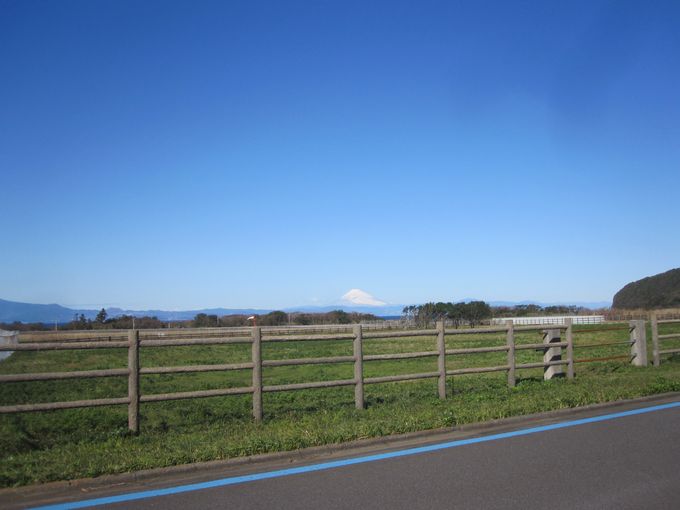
[32,401,680,510]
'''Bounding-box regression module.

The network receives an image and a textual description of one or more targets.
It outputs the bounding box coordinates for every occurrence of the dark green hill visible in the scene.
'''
[612,268,680,309]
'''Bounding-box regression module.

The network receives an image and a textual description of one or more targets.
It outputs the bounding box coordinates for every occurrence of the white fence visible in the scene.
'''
[491,316,605,326]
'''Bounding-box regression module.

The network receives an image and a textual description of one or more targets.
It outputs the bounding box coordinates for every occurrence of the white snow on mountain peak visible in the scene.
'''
[341,289,387,306]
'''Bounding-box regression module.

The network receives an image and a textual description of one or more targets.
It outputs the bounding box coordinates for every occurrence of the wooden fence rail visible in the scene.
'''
[0,320,652,433]
[14,321,427,344]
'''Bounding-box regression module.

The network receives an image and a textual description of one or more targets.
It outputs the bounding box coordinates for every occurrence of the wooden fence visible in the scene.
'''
[0,320,651,434]
[650,312,680,367]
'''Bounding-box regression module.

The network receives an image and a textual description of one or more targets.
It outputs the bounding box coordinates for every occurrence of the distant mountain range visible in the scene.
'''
[0,298,610,324]
[0,299,275,323]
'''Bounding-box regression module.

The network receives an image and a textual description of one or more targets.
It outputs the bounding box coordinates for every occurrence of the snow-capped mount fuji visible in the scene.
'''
[281,289,403,316]
[340,289,387,307]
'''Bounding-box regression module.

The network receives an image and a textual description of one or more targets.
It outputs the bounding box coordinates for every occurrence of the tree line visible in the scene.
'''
[192,310,381,327]
[401,302,598,327]
[402,301,492,327]
[59,309,166,330]
[0,309,383,331]
[491,304,593,317]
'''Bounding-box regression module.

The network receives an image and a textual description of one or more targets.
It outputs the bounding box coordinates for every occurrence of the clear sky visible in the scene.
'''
[1,0,679,310]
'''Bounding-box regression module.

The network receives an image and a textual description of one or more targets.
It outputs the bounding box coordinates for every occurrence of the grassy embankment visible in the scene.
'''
[1,323,680,487]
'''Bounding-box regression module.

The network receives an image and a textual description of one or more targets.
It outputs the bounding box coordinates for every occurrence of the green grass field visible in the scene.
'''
[1,323,680,487]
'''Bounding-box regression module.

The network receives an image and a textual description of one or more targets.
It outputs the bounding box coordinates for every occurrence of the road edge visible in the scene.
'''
[3,391,680,507]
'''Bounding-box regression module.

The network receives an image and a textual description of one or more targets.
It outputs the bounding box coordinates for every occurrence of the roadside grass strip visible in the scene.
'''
[31,400,680,510]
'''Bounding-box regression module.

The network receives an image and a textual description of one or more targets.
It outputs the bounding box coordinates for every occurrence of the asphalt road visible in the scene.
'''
[10,398,680,510]
[107,404,680,510]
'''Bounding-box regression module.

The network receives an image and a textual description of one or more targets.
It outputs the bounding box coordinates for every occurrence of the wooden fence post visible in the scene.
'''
[353,324,364,409]
[651,312,660,367]
[437,321,446,399]
[630,320,648,367]
[565,318,574,380]
[506,320,515,388]
[127,329,140,434]
[252,326,263,421]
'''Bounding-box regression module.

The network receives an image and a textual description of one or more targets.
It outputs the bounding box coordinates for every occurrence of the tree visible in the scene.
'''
[414,302,438,326]
[95,308,107,323]
[447,302,466,328]
[193,313,218,328]
[463,301,492,327]
[293,313,312,325]
[327,310,351,324]
[260,311,288,326]
[402,305,417,322]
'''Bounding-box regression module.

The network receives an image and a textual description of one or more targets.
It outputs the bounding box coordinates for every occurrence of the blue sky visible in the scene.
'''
[1,0,679,310]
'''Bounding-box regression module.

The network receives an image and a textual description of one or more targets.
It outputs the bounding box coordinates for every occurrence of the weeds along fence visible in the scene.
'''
[0,320,650,434]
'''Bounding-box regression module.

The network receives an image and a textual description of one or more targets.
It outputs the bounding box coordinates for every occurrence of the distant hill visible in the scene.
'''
[612,268,680,309]
[0,299,274,323]
[104,307,272,321]
[0,299,86,323]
